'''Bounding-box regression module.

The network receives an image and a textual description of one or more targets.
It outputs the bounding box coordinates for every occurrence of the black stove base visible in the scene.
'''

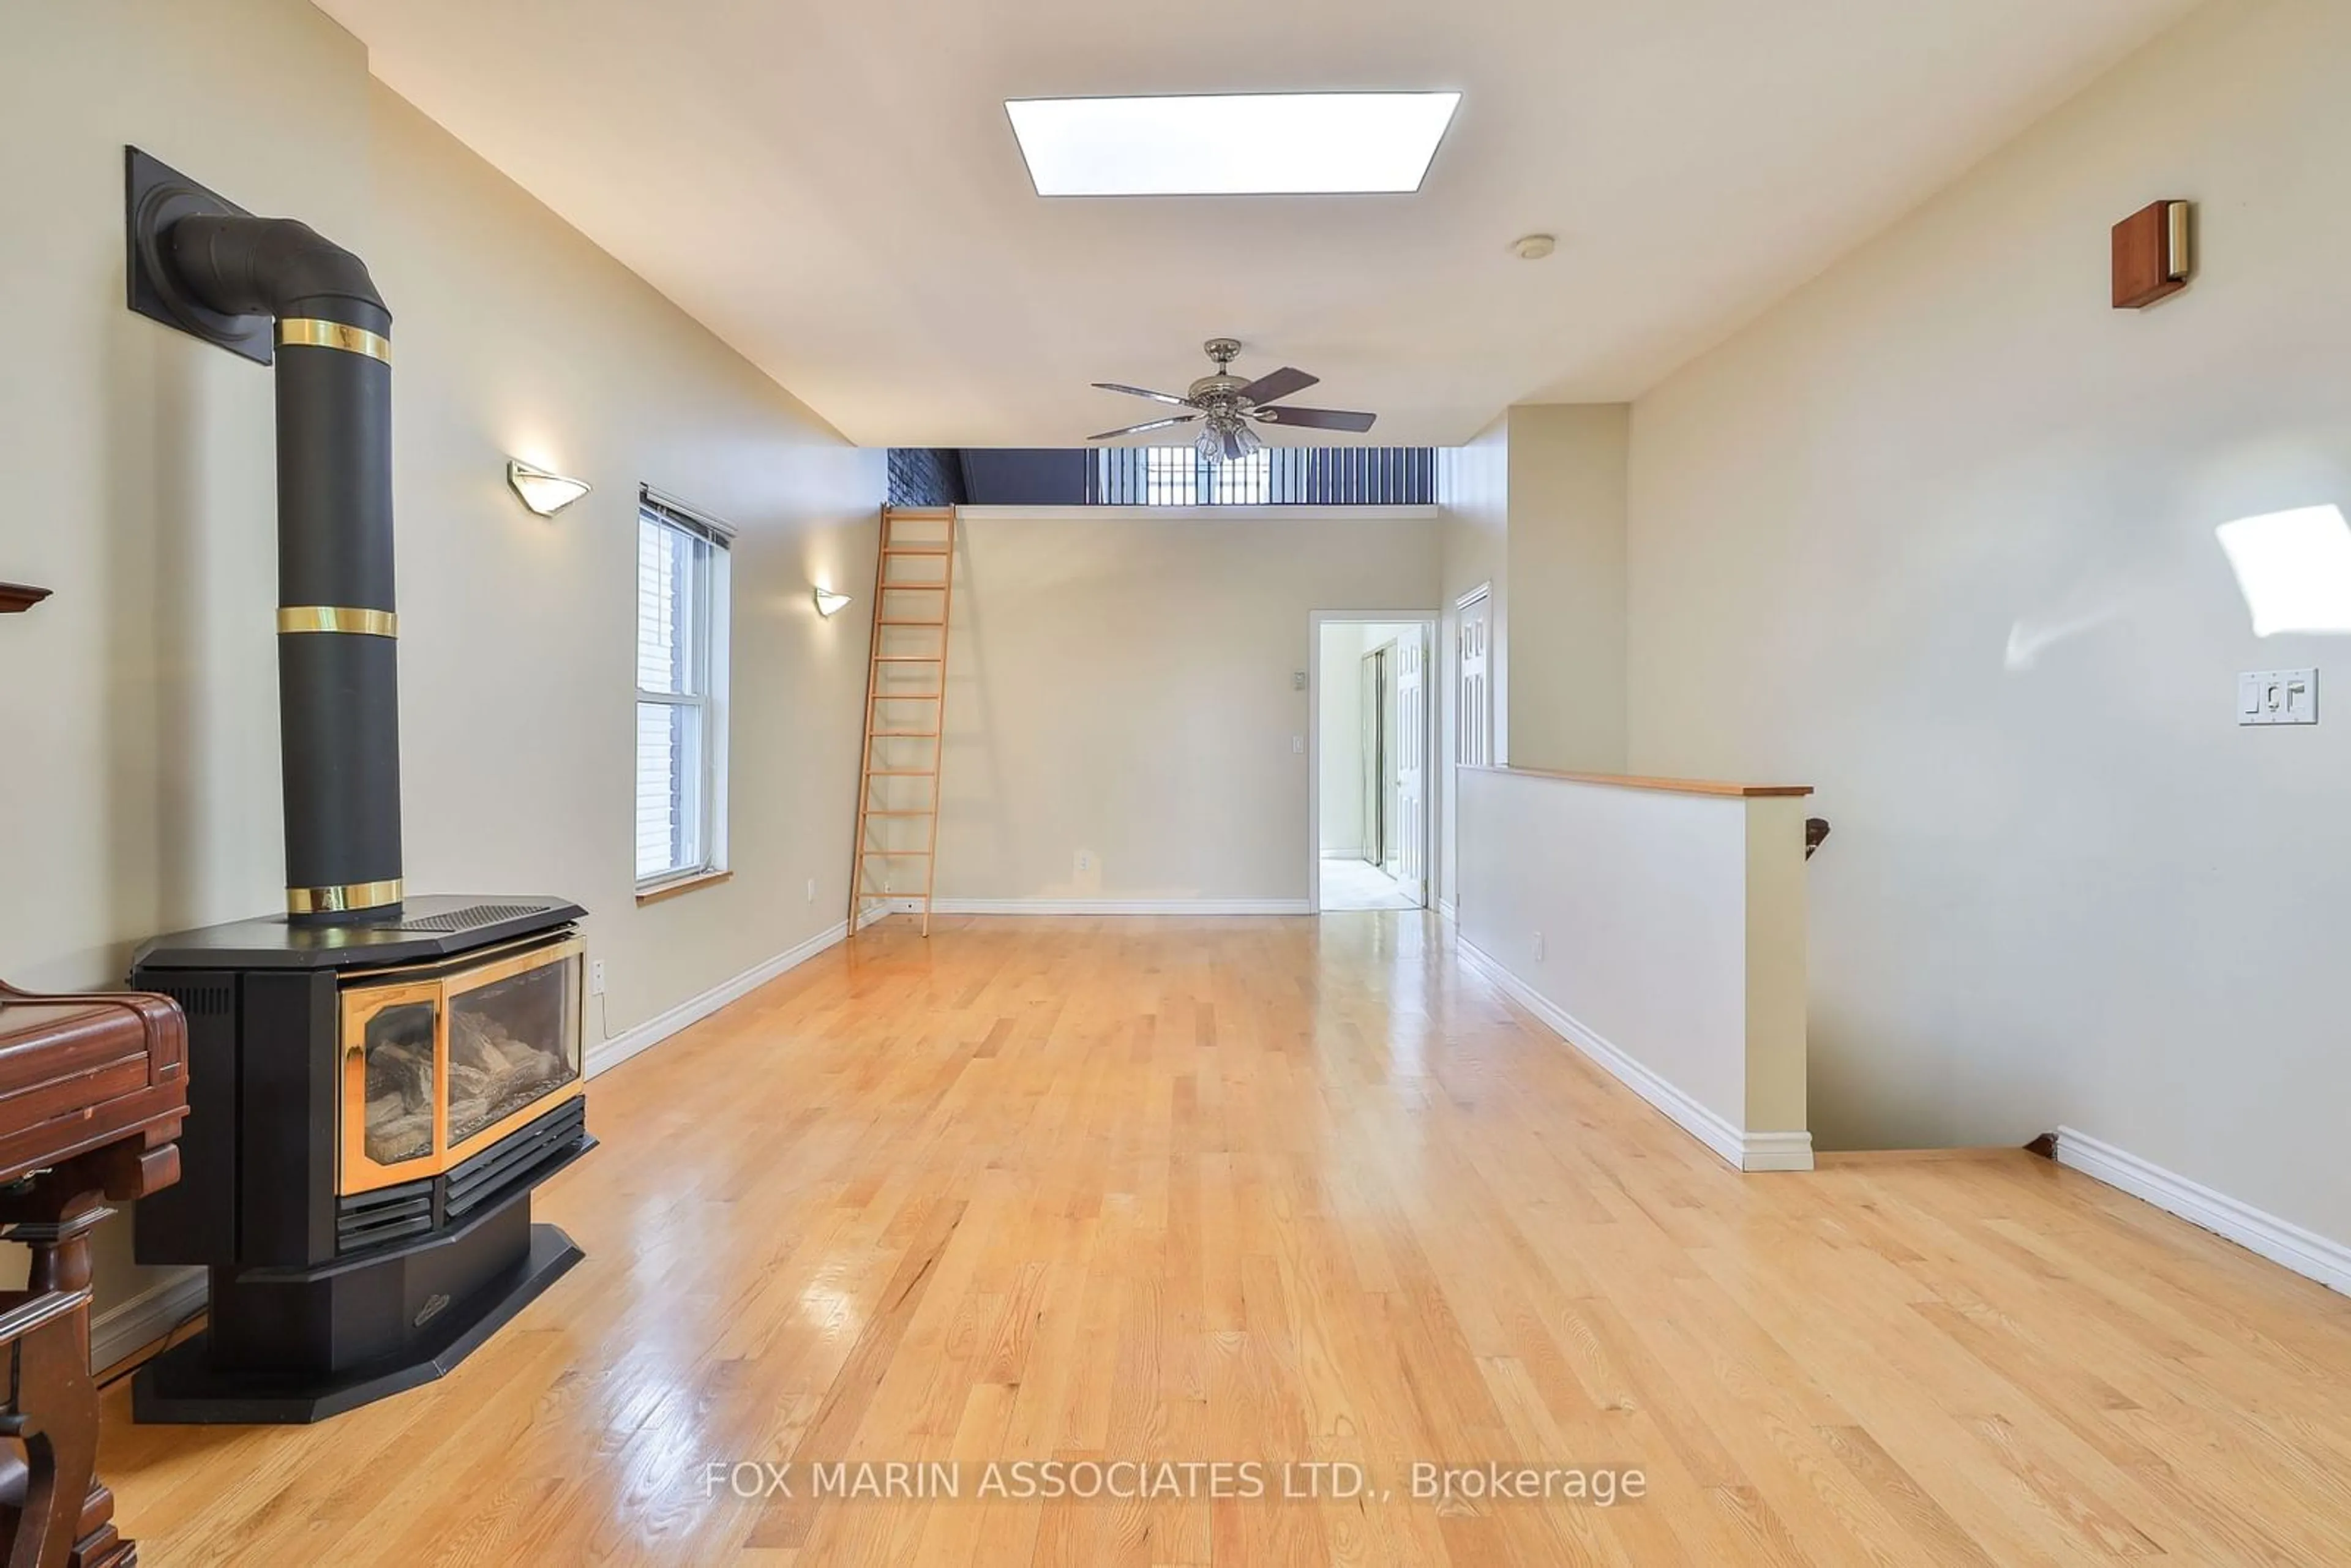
[132,1220,582,1424]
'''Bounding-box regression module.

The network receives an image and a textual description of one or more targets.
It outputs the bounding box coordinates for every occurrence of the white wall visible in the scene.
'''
[0,0,879,1317]
[1625,0,2351,1240]
[931,512,1440,907]
[1457,769,1811,1171]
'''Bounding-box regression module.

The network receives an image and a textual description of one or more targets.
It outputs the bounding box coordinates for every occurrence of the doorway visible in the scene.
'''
[1310,613,1434,913]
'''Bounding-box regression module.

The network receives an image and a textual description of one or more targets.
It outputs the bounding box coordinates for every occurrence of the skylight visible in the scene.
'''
[1005,92,1461,197]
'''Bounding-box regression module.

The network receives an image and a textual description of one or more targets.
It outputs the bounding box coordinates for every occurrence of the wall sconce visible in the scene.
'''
[812,587,852,619]
[506,459,591,516]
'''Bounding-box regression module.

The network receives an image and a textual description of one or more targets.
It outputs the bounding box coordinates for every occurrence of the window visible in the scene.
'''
[1089,446,1439,506]
[635,489,732,889]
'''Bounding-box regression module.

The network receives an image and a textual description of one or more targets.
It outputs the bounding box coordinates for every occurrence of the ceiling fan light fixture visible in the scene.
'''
[1092,338,1378,457]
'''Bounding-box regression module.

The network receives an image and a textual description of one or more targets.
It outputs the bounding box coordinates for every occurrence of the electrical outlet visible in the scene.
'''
[805,877,817,902]
[1292,735,1305,754]
[1531,932,1546,962]
[1292,670,1308,691]
[590,959,607,996]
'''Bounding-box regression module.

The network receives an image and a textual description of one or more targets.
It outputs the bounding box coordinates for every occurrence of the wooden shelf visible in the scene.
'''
[1,582,53,613]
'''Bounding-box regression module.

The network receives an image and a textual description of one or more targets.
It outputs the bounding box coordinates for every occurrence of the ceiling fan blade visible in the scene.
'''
[1092,381,1194,409]
[1235,366,1319,406]
[1255,405,1378,433]
[1087,414,1198,441]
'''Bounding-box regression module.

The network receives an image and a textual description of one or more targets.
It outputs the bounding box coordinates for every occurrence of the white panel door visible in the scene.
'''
[1395,628,1427,904]
[1457,593,1491,769]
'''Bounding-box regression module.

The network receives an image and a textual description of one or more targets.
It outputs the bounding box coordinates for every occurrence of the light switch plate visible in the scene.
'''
[2240,668,2318,726]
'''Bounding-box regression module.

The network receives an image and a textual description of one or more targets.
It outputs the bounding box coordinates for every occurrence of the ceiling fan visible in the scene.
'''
[1089,338,1377,462]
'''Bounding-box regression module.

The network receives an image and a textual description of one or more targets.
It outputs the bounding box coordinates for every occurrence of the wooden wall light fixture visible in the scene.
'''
[2114,200,2193,309]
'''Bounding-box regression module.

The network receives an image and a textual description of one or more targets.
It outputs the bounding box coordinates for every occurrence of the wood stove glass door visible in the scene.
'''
[443,939,583,1158]
[339,980,446,1194]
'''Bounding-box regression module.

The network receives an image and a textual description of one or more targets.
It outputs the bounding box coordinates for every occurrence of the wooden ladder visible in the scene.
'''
[849,506,957,937]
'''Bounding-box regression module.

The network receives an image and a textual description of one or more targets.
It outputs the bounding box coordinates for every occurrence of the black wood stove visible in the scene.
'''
[121,149,592,1422]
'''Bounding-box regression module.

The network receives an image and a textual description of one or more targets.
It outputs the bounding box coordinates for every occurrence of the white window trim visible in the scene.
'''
[634,487,734,895]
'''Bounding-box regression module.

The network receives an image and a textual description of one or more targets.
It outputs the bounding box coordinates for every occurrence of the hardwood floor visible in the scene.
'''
[100,914,2351,1564]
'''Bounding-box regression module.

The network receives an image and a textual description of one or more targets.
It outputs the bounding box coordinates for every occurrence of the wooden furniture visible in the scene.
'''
[0,584,52,614]
[0,982,190,1568]
[848,506,959,937]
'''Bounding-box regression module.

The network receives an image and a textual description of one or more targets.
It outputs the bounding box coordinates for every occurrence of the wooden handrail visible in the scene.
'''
[1458,764,1812,799]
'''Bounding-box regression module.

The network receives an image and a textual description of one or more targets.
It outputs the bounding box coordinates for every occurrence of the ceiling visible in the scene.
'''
[317,0,2198,448]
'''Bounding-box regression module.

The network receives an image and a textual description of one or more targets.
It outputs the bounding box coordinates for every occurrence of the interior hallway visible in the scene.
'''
[99,916,2351,1566]
[1319,856,1421,912]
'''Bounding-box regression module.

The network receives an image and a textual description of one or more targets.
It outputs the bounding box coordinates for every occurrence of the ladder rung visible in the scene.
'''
[877,619,947,628]
[882,546,953,557]
[860,848,932,857]
[862,810,934,817]
[865,769,938,777]
[869,730,940,738]
[881,582,947,591]
[874,655,942,663]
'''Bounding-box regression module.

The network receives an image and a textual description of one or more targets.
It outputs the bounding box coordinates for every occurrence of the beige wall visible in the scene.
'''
[928,512,1440,907]
[1625,0,2351,1240]
[1434,405,1631,900]
[0,0,879,1321]
[1504,404,1630,774]
[1318,622,1371,857]
[1437,420,1508,908]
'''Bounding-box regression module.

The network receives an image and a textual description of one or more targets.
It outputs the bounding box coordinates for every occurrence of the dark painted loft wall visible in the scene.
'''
[885,448,966,507]
[887,449,1088,506]
[954,449,1089,506]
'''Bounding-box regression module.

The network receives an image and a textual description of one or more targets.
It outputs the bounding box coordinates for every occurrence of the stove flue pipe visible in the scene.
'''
[163,215,403,923]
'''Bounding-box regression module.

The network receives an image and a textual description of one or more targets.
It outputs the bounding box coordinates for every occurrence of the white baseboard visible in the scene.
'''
[2053,1127,2351,1297]
[931,898,1311,917]
[1457,939,1812,1174]
[90,1265,208,1375]
[1436,898,1457,923]
[1738,1130,1818,1174]
[587,918,850,1079]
